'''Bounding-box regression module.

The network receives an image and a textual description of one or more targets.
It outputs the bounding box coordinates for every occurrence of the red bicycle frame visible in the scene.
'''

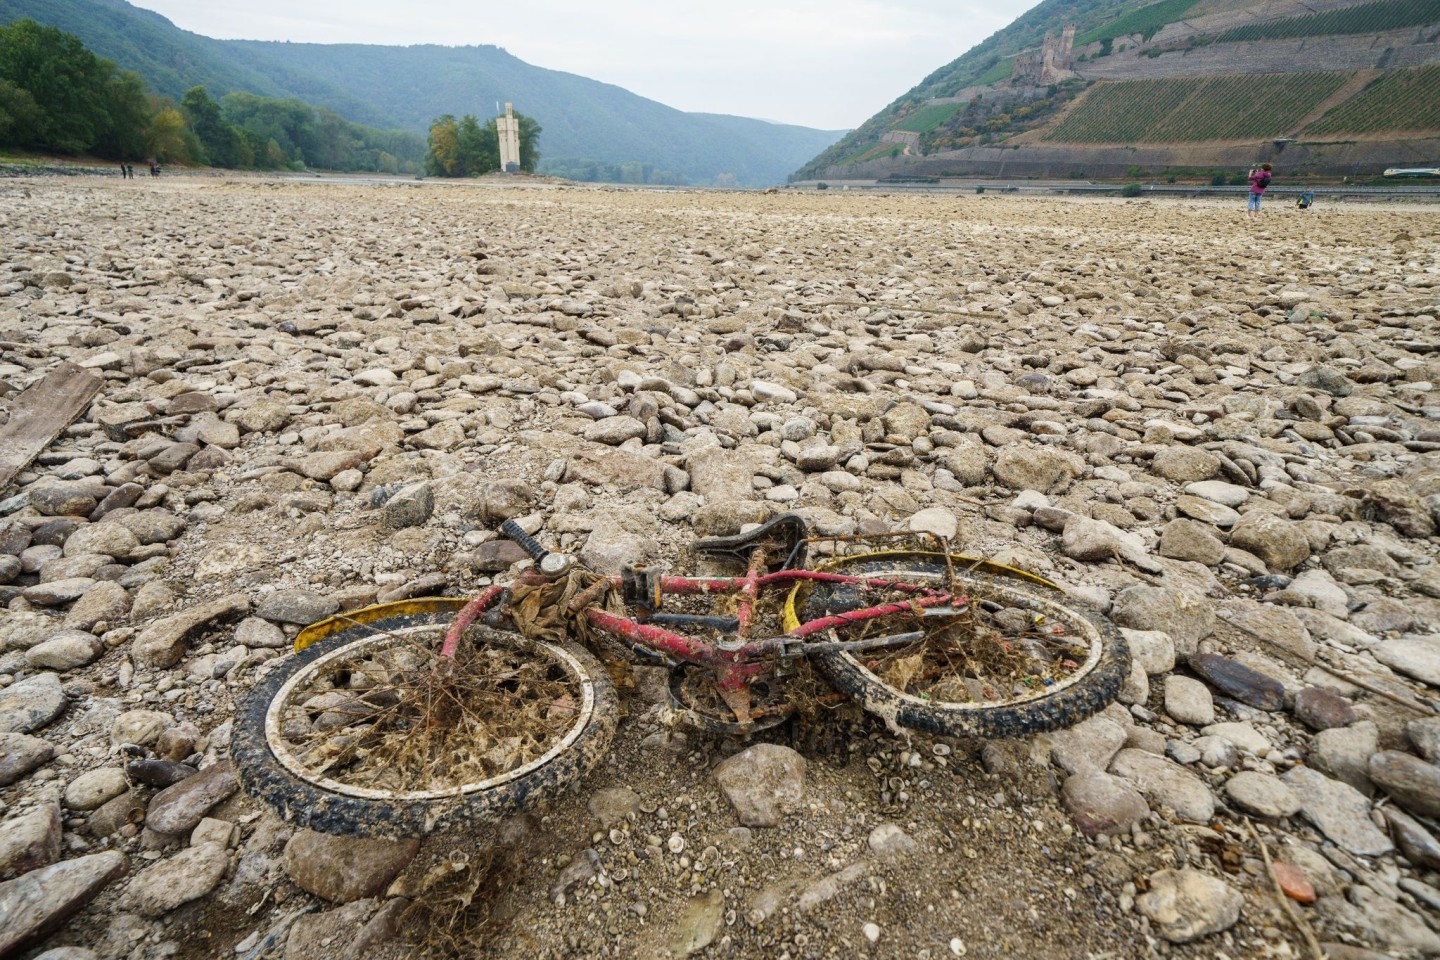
[441,549,964,726]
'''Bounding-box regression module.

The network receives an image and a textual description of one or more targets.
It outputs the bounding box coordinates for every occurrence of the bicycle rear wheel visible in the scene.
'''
[232,609,618,837]
[786,554,1128,739]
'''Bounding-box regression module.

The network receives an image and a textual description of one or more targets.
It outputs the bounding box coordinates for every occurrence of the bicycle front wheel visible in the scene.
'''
[232,611,618,837]
[787,555,1128,739]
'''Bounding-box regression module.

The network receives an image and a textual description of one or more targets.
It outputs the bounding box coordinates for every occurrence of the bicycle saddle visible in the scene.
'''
[693,513,809,570]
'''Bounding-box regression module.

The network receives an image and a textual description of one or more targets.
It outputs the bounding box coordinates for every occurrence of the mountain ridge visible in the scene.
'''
[0,0,845,186]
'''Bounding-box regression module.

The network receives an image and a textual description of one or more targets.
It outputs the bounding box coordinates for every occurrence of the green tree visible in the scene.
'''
[145,103,192,163]
[426,114,460,175]
[0,19,134,155]
[517,112,542,172]
[0,79,40,143]
[457,114,497,175]
[426,110,541,177]
[94,70,151,159]
[181,85,246,167]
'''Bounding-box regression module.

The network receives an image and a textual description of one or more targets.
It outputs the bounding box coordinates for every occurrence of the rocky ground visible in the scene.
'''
[1,176,1439,960]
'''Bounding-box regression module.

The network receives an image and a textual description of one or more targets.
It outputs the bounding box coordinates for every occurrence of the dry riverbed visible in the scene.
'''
[1,176,1439,960]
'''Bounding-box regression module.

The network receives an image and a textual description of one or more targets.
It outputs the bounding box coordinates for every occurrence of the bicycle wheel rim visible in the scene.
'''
[821,578,1108,711]
[264,625,599,802]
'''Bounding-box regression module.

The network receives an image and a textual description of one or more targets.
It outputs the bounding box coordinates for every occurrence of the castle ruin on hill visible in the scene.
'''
[1011,25,1076,85]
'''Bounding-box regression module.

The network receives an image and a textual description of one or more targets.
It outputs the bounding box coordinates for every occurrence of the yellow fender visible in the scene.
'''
[293,597,467,652]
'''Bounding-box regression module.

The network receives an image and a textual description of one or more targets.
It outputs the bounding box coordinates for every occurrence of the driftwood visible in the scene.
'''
[0,361,103,490]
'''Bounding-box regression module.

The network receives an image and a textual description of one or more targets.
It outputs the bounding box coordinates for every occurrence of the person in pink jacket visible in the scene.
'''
[1246,163,1273,218]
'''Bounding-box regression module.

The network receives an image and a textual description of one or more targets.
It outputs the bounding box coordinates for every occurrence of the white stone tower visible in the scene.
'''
[497,102,521,173]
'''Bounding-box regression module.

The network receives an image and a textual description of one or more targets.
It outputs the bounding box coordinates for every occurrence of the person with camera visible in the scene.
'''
[1246,162,1273,218]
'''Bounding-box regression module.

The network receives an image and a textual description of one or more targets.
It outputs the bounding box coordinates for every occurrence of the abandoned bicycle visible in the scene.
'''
[232,515,1129,836]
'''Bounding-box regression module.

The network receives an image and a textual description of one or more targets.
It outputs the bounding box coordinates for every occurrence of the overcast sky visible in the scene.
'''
[126,1,1040,130]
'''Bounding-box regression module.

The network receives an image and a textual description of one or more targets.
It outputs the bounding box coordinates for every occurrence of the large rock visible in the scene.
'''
[1310,721,1378,795]
[1060,771,1148,837]
[1049,715,1127,775]
[1224,771,1301,818]
[1136,868,1242,943]
[991,447,1084,494]
[0,803,61,880]
[283,830,420,903]
[1216,600,1315,661]
[133,592,250,667]
[0,732,54,786]
[1060,516,1162,573]
[1368,751,1440,820]
[1187,653,1285,711]
[1157,518,1225,566]
[1163,675,1214,726]
[713,743,806,827]
[145,761,238,835]
[254,589,338,626]
[63,767,128,811]
[1109,749,1214,823]
[0,672,67,734]
[1111,586,1212,655]
[686,446,757,504]
[0,851,127,955]
[117,842,229,917]
[1151,448,1221,483]
[26,630,103,671]
[1228,514,1311,572]
[1282,766,1392,857]
[1372,635,1440,688]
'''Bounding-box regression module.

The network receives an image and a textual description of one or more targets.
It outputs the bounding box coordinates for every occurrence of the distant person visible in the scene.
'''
[119,162,127,178]
[126,164,134,179]
[1246,163,1272,218]
[1296,190,1314,210]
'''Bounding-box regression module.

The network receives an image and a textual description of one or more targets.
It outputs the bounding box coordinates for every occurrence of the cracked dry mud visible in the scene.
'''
[1,175,1439,960]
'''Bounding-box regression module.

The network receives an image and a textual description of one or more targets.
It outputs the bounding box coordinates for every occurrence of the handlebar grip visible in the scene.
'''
[499,520,547,562]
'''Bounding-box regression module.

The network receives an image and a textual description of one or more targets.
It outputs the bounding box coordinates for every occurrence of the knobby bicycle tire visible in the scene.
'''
[231,612,619,838]
[794,558,1129,739]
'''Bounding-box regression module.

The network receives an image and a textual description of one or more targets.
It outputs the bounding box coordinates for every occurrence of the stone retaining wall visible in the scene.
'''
[830,135,1440,180]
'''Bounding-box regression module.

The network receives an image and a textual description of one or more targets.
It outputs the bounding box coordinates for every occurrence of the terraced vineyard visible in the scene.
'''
[1042,78,1202,142]
[1217,0,1439,43]
[1078,0,1202,45]
[893,102,963,134]
[1145,73,1348,140]
[1305,65,1440,134]
[1044,72,1348,143]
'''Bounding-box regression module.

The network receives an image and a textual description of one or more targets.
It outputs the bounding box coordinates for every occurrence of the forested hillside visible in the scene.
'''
[797,0,1440,181]
[0,0,844,186]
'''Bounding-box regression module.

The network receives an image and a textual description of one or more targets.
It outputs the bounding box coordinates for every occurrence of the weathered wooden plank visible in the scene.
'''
[0,361,104,490]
